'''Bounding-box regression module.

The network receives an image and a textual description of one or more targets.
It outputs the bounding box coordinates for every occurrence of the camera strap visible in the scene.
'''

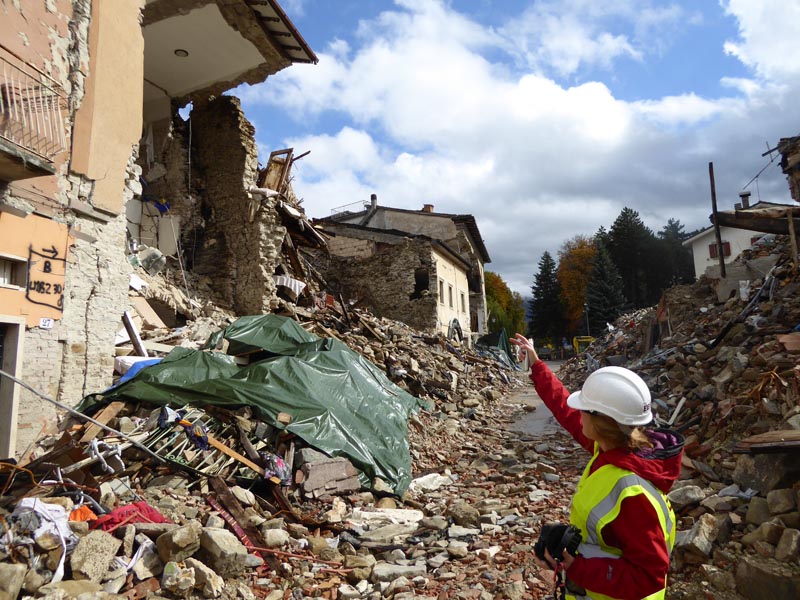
[551,562,567,600]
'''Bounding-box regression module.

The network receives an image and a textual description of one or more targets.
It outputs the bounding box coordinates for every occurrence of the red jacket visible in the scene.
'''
[530,360,684,600]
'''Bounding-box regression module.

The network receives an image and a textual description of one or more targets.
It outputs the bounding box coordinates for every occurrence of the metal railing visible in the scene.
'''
[0,46,66,162]
[330,199,369,216]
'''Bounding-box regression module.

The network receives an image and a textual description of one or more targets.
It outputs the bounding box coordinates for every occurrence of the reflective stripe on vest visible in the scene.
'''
[567,445,675,600]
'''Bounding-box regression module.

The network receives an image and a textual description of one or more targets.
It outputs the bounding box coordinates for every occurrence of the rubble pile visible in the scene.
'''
[3,258,581,600]
[556,236,800,597]
[1,401,591,600]
[5,232,800,599]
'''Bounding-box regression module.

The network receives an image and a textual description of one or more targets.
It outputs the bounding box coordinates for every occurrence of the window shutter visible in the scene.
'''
[709,243,717,259]
[723,241,731,257]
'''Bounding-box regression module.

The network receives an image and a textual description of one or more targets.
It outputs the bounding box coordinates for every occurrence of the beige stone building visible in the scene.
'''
[0,0,316,457]
[315,196,491,341]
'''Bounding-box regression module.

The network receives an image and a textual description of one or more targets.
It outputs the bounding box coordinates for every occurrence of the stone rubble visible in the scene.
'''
[1,237,799,600]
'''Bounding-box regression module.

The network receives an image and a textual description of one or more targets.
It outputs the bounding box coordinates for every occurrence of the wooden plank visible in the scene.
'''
[237,424,261,462]
[283,233,307,279]
[132,297,167,330]
[715,211,800,235]
[788,208,799,270]
[142,340,176,354]
[737,430,800,445]
[79,401,126,443]
[315,323,340,340]
[193,426,265,476]
[356,315,385,340]
[708,162,726,279]
[122,311,148,357]
[745,441,800,454]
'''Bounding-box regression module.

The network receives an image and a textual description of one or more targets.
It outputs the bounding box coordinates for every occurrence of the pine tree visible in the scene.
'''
[585,242,628,334]
[607,207,655,308]
[528,251,563,343]
[658,218,694,285]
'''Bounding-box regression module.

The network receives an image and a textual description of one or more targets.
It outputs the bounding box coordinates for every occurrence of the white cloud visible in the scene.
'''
[502,11,640,77]
[722,0,800,80]
[237,0,797,295]
[632,93,742,126]
[499,0,692,76]
[280,0,307,18]
[287,127,383,177]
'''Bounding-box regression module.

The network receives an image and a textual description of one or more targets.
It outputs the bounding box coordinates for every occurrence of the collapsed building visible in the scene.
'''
[0,0,318,457]
[313,197,491,343]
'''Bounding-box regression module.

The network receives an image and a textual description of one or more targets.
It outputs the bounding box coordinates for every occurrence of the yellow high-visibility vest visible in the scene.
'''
[566,445,676,600]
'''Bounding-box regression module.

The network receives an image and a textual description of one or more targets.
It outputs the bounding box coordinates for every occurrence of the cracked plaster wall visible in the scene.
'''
[0,1,139,456]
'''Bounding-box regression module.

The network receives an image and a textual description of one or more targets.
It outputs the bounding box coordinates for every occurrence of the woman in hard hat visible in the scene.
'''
[510,333,684,600]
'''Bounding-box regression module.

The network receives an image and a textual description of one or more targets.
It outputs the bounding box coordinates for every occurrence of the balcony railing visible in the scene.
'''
[0,46,66,163]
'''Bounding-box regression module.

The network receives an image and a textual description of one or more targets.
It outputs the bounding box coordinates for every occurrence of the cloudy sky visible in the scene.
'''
[235,0,800,296]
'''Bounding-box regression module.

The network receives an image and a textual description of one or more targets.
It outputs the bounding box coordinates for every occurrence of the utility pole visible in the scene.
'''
[584,303,590,336]
[708,162,727,279]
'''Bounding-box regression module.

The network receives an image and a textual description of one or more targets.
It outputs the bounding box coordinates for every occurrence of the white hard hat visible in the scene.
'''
[567,366,652,425]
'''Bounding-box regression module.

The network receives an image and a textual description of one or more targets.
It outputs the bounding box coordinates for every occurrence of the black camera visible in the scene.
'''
[534,523,582,562]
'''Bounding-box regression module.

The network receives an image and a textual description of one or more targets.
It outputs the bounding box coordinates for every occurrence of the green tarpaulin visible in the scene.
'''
[205,314,317,356]
[80,316,424,494]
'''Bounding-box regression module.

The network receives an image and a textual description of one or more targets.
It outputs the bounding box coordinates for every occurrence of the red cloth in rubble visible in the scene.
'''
[91,501,172,531]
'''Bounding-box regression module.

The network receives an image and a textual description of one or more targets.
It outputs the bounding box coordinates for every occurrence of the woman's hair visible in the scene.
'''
[590,413,653,451]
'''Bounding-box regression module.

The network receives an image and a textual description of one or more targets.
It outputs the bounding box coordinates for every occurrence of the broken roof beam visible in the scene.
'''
[712,208,800,235]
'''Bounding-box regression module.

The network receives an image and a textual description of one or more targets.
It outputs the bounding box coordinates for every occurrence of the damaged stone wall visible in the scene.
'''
[312,238,439,332]
[187,96,284,315]
[779,136,800,203]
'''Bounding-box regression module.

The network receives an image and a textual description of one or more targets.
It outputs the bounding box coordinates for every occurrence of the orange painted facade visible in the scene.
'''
[0,212,72,327]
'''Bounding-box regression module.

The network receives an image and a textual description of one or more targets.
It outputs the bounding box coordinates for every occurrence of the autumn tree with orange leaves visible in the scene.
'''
[484,271,526,335]
[557,236,597,334]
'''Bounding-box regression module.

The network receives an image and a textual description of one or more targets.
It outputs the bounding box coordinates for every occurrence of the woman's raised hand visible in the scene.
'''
[510,333,539,364]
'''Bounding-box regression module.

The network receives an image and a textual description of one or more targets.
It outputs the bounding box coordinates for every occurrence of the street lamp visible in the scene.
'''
[583,303,590,336]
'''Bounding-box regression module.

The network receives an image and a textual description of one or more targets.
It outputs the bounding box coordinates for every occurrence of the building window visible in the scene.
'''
[0,255,27,289]
[410,268,429,300]
[460,292,466,313]
[708,242,731,259]
[438,279,444,304]
[750,236,763,246]
[448,284,453,308]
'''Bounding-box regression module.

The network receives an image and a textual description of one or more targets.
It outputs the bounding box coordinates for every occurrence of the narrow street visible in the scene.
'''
[506,361,564,438]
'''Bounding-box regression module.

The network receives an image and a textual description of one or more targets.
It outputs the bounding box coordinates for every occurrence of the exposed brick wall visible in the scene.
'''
[12,153,136,455]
